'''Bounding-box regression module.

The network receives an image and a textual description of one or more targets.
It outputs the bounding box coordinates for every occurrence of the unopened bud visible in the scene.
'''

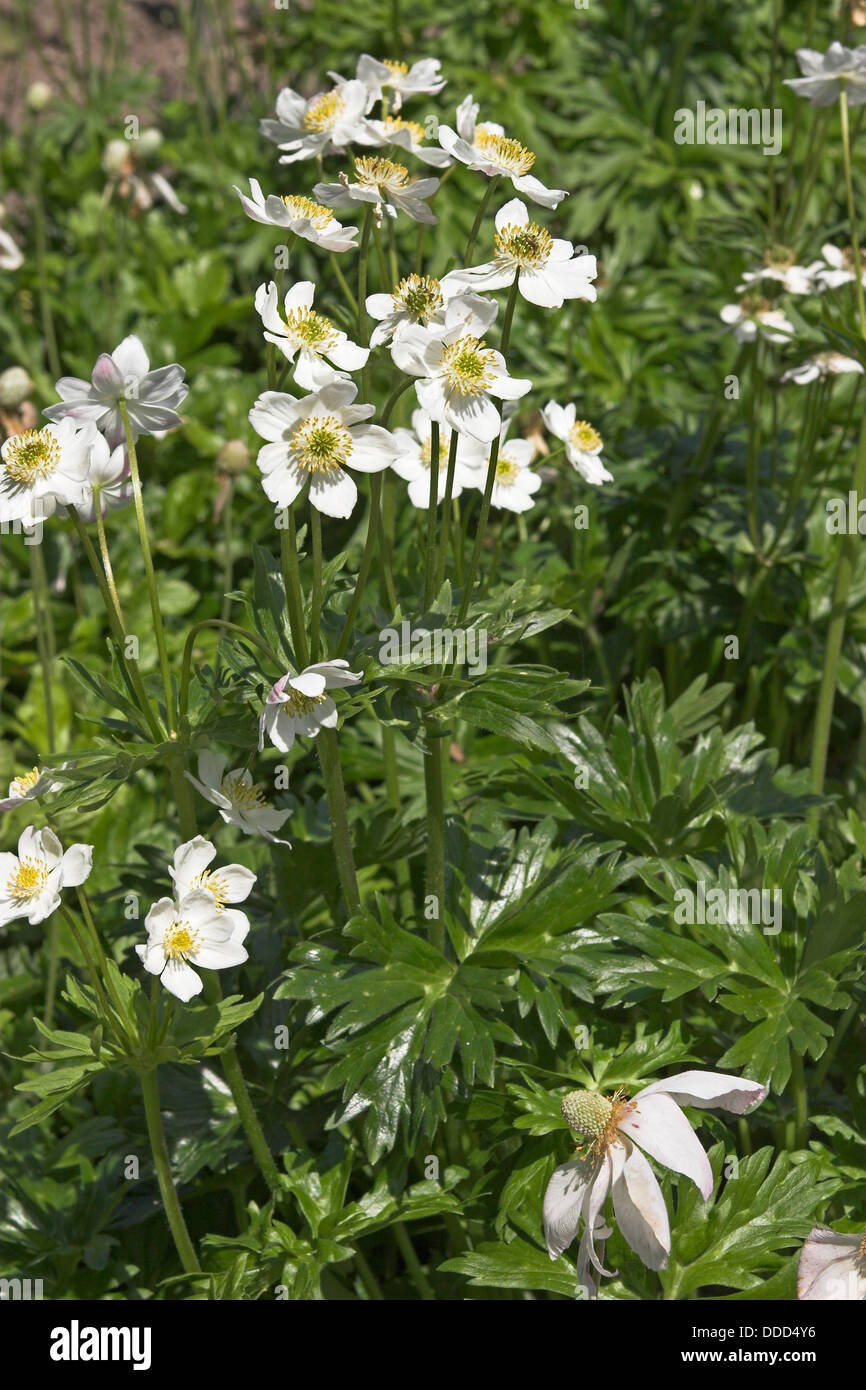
[217,439,250,475]
[27,81,53,112]
[103,139,132,176]
[0,366,35,409]
[138,127,164,158]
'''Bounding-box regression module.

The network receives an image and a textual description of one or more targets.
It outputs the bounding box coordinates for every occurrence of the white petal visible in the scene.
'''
[543,1155,596,1259]
[617,1092,714,1199]
[611,1141,671,1270]
[635,1070,768,1114]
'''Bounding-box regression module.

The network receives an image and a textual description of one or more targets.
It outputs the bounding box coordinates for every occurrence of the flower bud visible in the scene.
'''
[103,139,132,176]
[138,127,164,158]
[561,1089,611,1139]
[217,439,250,475]
[0,366,35,409]
[27,81,53,112]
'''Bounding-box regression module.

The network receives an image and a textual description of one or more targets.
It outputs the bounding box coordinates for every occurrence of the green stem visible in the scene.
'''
[790,1052,808,1150]
[280,512,310,667]
[329,251,358,317]
[309,504,323,664]
[336,476,382,658]
[119,401,177,732]
[464,176,499,264]
[423,726,446,952]
[140,1068,202,1274]
[394,1223,436,1300]
[839,85,866,336]
[436,432,460,591]
[423,421,440,607]
[316,727,361,911]
[29,543,56,751]
[179,619,281,720]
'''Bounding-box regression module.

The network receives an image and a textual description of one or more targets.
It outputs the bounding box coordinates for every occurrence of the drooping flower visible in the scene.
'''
[797,1227,866,1300]
[719,295,794,343]
[784,42,866,106]
[459,418,542,512]
[337,55,447,114]
[249,378,400,520]
[438,95,567,208]
[542,402,612,485]
[232,178,359,253]
[261,81,379,163]
[0,767,64,813]
[168,837,256,944]
[184,750,291,846]
[0,826,93,927]
[259,660,363,753]
[362,115,452,167]
[255,281,369,390]
[0,418,92,526]
[736,245,814,296]
[71,431,131,522]
[781,351,864,384]
[136,888,247,1002]
[391,318,531,443]
[543,1071,767,1288]
[444,198,596,308]
[101,131,187,216]
[43,335,187,448]
[366,272,496,348]
[806,242,866,291]
[315,156,439,224]
[391,409,479,508]
[0,224,23,271]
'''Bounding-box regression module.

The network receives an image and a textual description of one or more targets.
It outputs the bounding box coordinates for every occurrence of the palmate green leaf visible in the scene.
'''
[660,1145,837,1299]
[440,1236,579,1297]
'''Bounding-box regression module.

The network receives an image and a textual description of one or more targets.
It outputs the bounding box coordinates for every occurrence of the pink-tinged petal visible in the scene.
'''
[635,1071,768,1114]
[798,1227,865,1300]
[617,1092,714,1199]
[611,1141,671,1271]
[543,1155,595,1259]
[91,353,124,395]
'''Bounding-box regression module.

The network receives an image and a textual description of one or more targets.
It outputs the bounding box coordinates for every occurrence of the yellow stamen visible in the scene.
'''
[568,420,602,452]
[283,307,340,352]
[189,869,231,913]
[440,335,497,396]
[495,221,552,269]
[280,688,329,718]
[354,156,410,188]
[383,60,410,77]
[281,195,334,230]
[495,456,520,485]
[221,774,267,810]
[3,428,61,486]
[382,115,426,143]
[7,856,49,904]
[163,919,201,962]
[289,414,354,475]
[303,90,345,132]
[10,767,41,798]
[475,129,535,175]
[393,273,444,320]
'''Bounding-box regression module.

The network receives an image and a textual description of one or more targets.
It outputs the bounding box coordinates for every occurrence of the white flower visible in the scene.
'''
[806,242,866,291]
[255,281,369,390]
[460,418,541,512]
[136,889,247,1002]
[444,198,596,308]
[0,766,64,813]
[233,178,359,253]
[0,418,92,526]
[391,409,479,508]
[185,750,291,845]
[0,225,23,270]
[542,402,612,485]
[258,660,362,753]
[736,245,814,296]
[0,826,93,927]
[249,378,400,520]
[261,81,379,163]
[362,115,452,167]
[43,335,187,448]
[315,156,439,225]
[366,272,496,348]
[72,431,132,521]
[784,43,866,106]
[797,1227,866,1300]
[391,318,531,443]
[781,351,864,384]
[543,1071,767,1286]
[337,55,447,114]
[719,295,794,343]
[168,837,255,944]
[438,95,567,208]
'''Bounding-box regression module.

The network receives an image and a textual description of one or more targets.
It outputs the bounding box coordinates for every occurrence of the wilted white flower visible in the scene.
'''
[233,178,359,253]
[255,280,369,390]
[261,81,379,163]
[101,134,187,216]
[391,317,531,443]
[315,156,439,224]
[362,115,451,167]
[185,750,291,845]
[797,1227,866,1300]
[43,335,188,448]
[136,888,247,1002]
[259,660,362,753]
[543,1071,767,1290]
[0,826,93,927]
[366,272,496,348]
[249,378,400,520]
[0,767,64,813]
[168,837,255,944]
[719,295,794,343]
[335,55,446,114]
[542,402,612,485]
[781,350,864,384]
[391,409,478,508]
[736,245,814,295]
[460,417,541,512]
[445,197,596,308]
[0,418,92,526]
[784,42,866,105]
[806,242,866,291]
[438,95,567,208]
